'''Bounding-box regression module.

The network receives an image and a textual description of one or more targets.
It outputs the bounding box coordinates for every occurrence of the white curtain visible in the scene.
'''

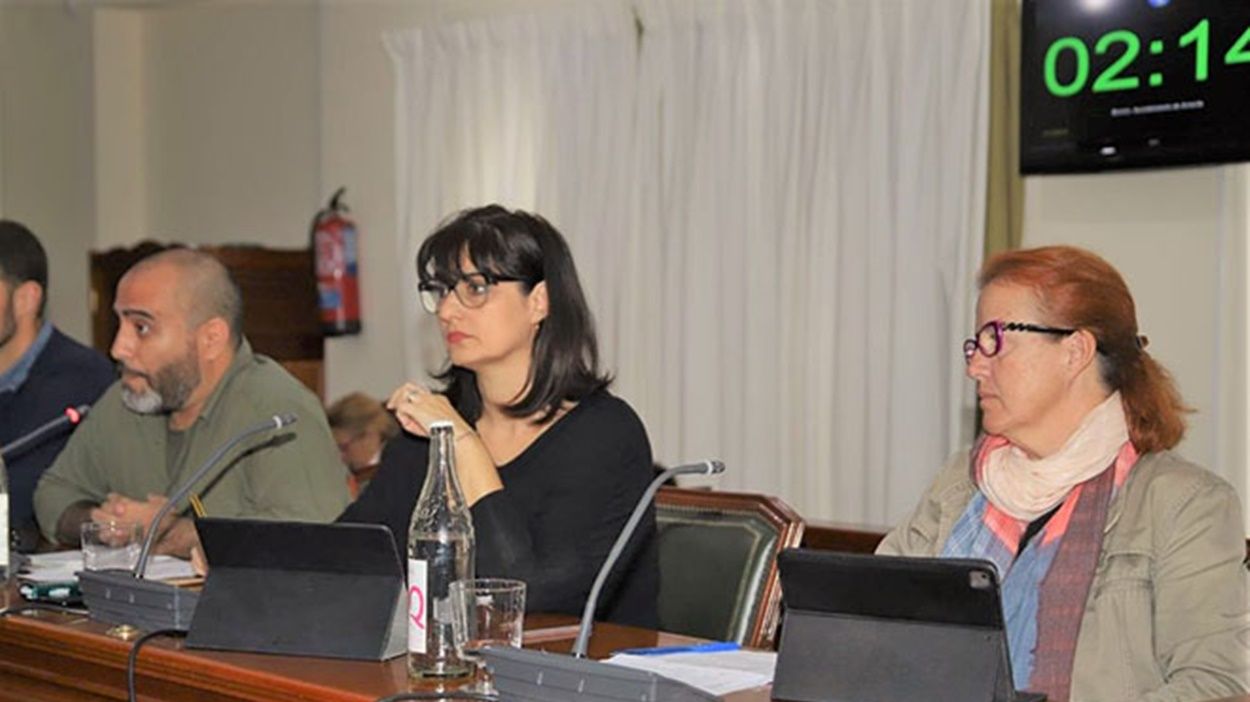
[388,0,989,525]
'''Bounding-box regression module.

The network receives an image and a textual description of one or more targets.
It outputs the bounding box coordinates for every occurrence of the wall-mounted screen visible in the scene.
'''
[1021,0,1250,174]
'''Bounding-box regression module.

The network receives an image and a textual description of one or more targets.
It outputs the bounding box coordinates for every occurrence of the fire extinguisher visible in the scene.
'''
[311,187,362,336]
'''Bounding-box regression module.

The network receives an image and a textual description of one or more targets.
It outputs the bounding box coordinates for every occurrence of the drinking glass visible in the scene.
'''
[449,578,526,693]
[81,520,143,571]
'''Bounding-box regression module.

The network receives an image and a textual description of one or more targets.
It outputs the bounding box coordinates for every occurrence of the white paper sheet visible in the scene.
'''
[22,550,197,583]
[604,649,776,696]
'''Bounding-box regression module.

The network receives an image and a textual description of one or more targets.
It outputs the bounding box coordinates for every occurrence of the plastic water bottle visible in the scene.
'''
[407,421,475,679]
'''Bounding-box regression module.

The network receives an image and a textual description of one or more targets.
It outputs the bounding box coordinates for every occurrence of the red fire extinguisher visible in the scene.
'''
[311,187,362,336]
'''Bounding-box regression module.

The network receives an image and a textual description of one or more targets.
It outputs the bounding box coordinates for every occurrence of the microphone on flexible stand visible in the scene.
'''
[79,413,298,632]
[131,413,298,579]
[0,405,89,573]
[572,459,725,657]
[483,459,727,702]
[0,405,90,462]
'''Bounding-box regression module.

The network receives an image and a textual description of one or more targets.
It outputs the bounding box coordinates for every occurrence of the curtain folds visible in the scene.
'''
[985,0,1024,258]
[388,0,989,524]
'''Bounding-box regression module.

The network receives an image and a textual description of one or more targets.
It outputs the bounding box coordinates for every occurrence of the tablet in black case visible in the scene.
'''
[772,548,1046,702]
[186,518,407,660]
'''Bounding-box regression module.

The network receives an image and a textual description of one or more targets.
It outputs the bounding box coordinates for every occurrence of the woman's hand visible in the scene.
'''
[385,382,502,505]
[386,382,474,438]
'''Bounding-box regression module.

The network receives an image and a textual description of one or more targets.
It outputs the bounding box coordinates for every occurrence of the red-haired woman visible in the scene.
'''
[879,246,1248,701]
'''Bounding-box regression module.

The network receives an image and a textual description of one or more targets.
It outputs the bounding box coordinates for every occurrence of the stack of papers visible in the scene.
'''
[22,550,198,583]
[605,649,776,696]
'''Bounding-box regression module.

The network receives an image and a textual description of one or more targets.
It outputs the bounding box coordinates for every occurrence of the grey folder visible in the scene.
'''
[772,549,1046,702]
[186,518,408,661]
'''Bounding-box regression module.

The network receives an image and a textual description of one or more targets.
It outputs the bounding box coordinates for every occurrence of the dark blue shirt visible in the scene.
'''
[0,326,114,547]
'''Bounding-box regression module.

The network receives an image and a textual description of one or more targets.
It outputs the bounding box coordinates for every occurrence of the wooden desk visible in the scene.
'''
[0,591,1242,702]
[0,590,769,702]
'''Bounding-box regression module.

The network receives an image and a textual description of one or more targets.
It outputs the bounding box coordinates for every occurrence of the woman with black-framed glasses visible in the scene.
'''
[339,204,658,628]
[879,245,1248,701]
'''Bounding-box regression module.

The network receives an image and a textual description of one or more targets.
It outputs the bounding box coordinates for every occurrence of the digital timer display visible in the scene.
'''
[1021,0,1250,174]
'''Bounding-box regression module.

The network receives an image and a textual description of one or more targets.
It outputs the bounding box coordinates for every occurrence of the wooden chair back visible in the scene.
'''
[655,487,805,649]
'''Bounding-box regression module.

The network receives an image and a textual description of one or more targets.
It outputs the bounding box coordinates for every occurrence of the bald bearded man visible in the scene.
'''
[34,248,347,556]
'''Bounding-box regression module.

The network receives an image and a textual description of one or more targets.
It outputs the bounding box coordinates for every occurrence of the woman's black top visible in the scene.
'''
[338,389,658,628]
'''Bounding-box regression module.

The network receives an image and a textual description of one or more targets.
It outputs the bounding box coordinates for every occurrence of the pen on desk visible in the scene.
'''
[614,641,741,656]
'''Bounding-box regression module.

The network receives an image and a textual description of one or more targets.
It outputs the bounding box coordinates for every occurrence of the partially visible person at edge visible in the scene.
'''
[338,205,658,627]
[34,248,348,557]
[878,245,1248,701]
[327,392,399,499]
[0,220,114,551]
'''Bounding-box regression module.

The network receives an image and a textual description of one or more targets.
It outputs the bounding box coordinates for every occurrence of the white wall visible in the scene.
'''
[94,8,148,249]
[0,3,96,341]
[1023,166,1249,524]
[1,1,321,332]
[143,2,320,248]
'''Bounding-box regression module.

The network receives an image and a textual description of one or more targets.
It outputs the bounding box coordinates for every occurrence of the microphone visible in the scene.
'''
[572,459,724,657]
[481,459,726,702]
[0,405,89,462]
[78,413,298,632]
[132,413,297,579]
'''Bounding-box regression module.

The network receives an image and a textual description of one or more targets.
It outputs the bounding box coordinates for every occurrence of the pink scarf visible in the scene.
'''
[970,393,1138,701]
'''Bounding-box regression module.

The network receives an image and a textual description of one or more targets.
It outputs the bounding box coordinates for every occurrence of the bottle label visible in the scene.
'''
[407,557,427,654]
[0,494,8,571]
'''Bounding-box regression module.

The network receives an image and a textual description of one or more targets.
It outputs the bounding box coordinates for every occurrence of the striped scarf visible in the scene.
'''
[942,437,1137,701]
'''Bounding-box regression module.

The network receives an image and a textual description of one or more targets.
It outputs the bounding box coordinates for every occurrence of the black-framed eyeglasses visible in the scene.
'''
[962,320,1077,363]
[417,271,524,314]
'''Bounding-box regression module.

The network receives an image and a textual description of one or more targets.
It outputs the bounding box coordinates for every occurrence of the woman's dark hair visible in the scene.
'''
[417,204,610,423]
[979,245,1189,452]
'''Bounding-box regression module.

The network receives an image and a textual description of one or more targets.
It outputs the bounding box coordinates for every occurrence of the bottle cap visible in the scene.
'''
[428,420,454,430]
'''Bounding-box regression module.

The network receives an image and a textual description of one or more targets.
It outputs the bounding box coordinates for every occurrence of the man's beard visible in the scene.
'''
[119,350,200,415]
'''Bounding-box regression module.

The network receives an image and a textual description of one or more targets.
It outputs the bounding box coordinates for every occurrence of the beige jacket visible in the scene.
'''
[878,450,1250,702]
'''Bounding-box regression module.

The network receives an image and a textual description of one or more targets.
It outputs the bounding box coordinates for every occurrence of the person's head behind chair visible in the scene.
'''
[327,392,399,471]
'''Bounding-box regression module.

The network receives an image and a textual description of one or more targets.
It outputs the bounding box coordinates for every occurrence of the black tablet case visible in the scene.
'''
[772,549,1046,702]
[185,518,407,660]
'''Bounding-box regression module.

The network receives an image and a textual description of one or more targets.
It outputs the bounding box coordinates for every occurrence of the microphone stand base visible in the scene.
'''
[79,569,199,632]
[481,646,717,702]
